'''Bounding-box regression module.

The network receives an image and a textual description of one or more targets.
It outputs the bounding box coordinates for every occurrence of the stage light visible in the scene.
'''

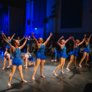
[34,27,38,30]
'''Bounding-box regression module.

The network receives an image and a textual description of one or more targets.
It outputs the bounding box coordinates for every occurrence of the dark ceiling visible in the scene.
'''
[0,0,26,8]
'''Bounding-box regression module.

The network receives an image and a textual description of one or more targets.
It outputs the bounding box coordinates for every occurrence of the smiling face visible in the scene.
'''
[38,38,44,43]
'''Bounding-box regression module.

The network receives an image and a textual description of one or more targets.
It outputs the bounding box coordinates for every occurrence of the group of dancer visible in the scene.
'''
[1,32,92,88]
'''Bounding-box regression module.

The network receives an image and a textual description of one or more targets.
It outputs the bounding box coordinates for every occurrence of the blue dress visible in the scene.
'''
[12,48,23,66]
[60,46,68,58]
[83,44,90,53]
[36,44,46,60]
[68,47,80,57]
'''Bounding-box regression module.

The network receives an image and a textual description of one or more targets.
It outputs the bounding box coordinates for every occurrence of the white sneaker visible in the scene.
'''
[52,71,58,76]
[2,67,5,70]
[8,82,11,88]
[40,75,45,78]
[22,80,27,83]
[66,67,70,72]
[61,71,65,74]
[32,76,35,81]
[7,66,11,68]
[79,64,82,68]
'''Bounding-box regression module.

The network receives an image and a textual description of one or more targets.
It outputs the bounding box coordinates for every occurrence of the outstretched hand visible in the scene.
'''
[50,33,53,36]
[61,36,64,38]
[25,36,28,40]
[1,32,4,36]
[69,36,73,39]
[1,32,5,38]
[84,34,87,38]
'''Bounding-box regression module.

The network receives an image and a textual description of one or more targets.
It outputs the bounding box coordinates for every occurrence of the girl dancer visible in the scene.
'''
[31,33,52,80]
[28,53,35,66]
[2,48,12,70]
[23,52,35,69]
[52,36,73,76]
[2,33,28,87]
[79,35,92,68]
[23,51,30,69]
[66,36,85,71]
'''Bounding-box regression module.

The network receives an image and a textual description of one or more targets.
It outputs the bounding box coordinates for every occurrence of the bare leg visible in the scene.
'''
[25,58,28,69]
[8,65,16,87]
[79,52,87,68]
[24,57,28,69]
[66,55,74,71]
[61,58,66,74]
[74,56,77,67]
[18,65,27,82]
[52,58,63,76]
[2,58,6,70]
[32,59,41,80]
[85,53,89,65]
[40,60,45,78]
[7,58,12,68]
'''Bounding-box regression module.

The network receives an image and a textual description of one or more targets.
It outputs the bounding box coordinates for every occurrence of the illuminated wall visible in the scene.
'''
[46,0,56,34]
[25,0,46,38]
[0,4,9,34]
[25,0,34,36]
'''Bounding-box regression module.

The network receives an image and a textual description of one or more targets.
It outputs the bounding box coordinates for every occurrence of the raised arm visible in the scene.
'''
[32,33,39,46]
[2,34,15,50]
[57,36,64,43]
[44,33,53,46]
[77,38,85,46]
[72,37,76,44]
[10,33,15,40]
[19,37,27,49]
[2,32,7,39]
[19,36,25,42]
[88,34,92,42]
[65,36,73,44]
[57,36,64,47]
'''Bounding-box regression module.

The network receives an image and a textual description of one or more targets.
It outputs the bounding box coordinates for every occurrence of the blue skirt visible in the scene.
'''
[12,57,23,66]
[60,52,68,58]
[83,48,90,53]
[68,50,78,57]
[36,52,46,60]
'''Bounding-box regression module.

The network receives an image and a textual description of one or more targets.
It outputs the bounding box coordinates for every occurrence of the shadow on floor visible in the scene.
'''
[0,81,24,92]
[69,66,80,79]
[83,83,92,92]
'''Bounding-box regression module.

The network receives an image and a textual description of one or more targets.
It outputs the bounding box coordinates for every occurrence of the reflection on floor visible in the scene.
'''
[0,55,92,92]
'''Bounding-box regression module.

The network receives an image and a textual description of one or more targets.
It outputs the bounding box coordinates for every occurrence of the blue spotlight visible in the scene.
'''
[34,27,38,30]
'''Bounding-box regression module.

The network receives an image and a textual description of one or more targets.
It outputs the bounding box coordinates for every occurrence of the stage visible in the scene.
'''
[0,55,92,92]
